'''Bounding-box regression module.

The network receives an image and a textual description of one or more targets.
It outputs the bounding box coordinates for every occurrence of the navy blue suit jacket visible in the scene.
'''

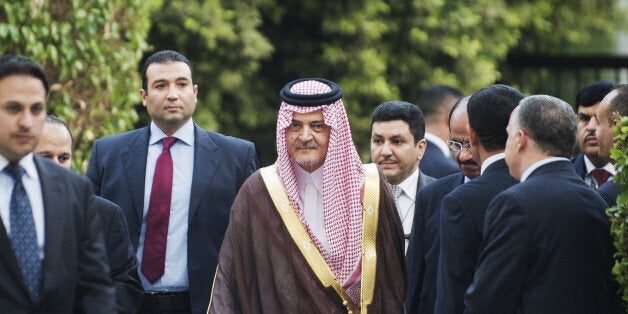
[465,160,623,313]
[86,124,258,314]
[436,158,518,314]
[91,196,143,313]
[570,153,587,179]
[598,179,620,207]
[406,172,465,314]
[421,140,459,179]
[0,156,114,313]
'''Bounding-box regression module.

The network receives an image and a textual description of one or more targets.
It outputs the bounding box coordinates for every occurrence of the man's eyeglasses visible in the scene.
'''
[447,140,471,151]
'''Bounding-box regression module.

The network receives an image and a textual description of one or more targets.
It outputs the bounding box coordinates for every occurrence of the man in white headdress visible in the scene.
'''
[208,78,406,313]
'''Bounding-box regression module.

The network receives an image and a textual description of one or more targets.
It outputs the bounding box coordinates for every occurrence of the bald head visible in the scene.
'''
[34,116,73,168]
[448,96,480,179]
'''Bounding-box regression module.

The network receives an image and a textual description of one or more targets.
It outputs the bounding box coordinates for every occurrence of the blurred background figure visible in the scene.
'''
[416,85,463,179]
[572,80,617,189]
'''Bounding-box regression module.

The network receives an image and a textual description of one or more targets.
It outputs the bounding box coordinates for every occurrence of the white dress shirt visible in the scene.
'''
[394,168,419,253]
[294,162,329,252]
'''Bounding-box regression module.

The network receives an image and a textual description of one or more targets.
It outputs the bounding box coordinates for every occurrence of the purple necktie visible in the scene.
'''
[590,168,610,189]
[142,137,176,283]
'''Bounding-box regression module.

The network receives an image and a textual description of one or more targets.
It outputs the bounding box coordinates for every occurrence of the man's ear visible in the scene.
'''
[140,89,147,107]
[467,124,479,147]
[416,138,427,161]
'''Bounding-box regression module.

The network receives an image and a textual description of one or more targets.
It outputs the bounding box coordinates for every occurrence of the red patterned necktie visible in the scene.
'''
[142,137,176,283]
[590,168,610,189]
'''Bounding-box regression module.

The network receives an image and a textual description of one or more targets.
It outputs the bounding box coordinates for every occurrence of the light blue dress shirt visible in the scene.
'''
[138,120,195,292]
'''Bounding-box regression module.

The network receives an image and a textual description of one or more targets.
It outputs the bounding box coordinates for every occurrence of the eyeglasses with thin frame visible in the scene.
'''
[447,139,471,151]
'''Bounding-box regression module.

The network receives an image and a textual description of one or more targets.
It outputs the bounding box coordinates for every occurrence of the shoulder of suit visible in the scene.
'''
[35,155,91,184]
[93,127,147,145]
[199,127,255,149]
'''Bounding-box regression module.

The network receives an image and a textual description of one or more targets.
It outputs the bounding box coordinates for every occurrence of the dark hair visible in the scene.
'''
[416,84,463,120]
[0,54,49,95]
[608,84,628,124]
[371,100,425,144]
[141,50,193,91]
[45,114,73,141]
[575,80,616,109]
[468,84,524,152]
[517,95,576,158]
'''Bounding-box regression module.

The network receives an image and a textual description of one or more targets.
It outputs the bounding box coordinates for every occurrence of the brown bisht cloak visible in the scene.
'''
[208,165,406,313]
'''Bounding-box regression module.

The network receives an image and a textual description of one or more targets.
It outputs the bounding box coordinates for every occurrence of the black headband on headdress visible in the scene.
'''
[279,78,344,107]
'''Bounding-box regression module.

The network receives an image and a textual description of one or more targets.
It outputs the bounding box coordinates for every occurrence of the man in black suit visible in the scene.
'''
[405,96,480,313]
[0,55,114,312]
[87,50,258,313]
[571,81,616,189]
[34,115,144,313]
[436,84,523,313]
[416,85,463,178]
[370,100,435,253]
[464,95,623,313]
[595,84,628,206]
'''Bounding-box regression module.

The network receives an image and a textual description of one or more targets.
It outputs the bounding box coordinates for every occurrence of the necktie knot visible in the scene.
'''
[390,185,403,200]
[162,137,176,150]
[590,168,610,187]
[4,163,25,182]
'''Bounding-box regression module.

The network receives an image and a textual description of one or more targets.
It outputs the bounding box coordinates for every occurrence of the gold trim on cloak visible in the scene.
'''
[260,163,380,314]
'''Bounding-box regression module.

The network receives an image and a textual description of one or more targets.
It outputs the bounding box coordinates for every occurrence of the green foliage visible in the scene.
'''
[0,0,161,171]
[146,0,623,165]
[145,0,275,162]
[609,116,628,305]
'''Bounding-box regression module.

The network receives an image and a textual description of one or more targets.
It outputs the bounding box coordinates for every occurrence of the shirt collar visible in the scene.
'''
[520,157,570,182]
[584,155,616,175]
[0,153,39,180]
[424,133,451,157]
[293,160,324,194]
[480,153,505,175]
[394,167,419,201]
[149,119,195,146]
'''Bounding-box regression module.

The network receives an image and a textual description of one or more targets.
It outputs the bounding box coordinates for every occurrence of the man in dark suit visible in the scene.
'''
[87,50,258,313]
[464,95,623,313]
[416,85,463,178]
[436,84,523,314]
[571,81,616,189]
[370,100,435,253]
[595,84,628,207]
[0,55,114,312]
[35,115,144,313]
[405,96,481,313]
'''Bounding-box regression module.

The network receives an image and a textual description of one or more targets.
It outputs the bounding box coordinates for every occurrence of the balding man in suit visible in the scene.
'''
[465,95,622,313]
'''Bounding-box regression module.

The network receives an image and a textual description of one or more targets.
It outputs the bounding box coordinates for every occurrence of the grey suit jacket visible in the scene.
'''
[86,124,258,314]
[0,156,114,313]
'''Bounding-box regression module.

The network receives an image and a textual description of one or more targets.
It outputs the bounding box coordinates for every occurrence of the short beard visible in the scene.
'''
[295,158,320,166]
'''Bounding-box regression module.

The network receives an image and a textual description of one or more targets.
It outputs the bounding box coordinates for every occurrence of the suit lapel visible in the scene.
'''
[121,128,149,224]
[189,125,218,221]
[36,156,64,298]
